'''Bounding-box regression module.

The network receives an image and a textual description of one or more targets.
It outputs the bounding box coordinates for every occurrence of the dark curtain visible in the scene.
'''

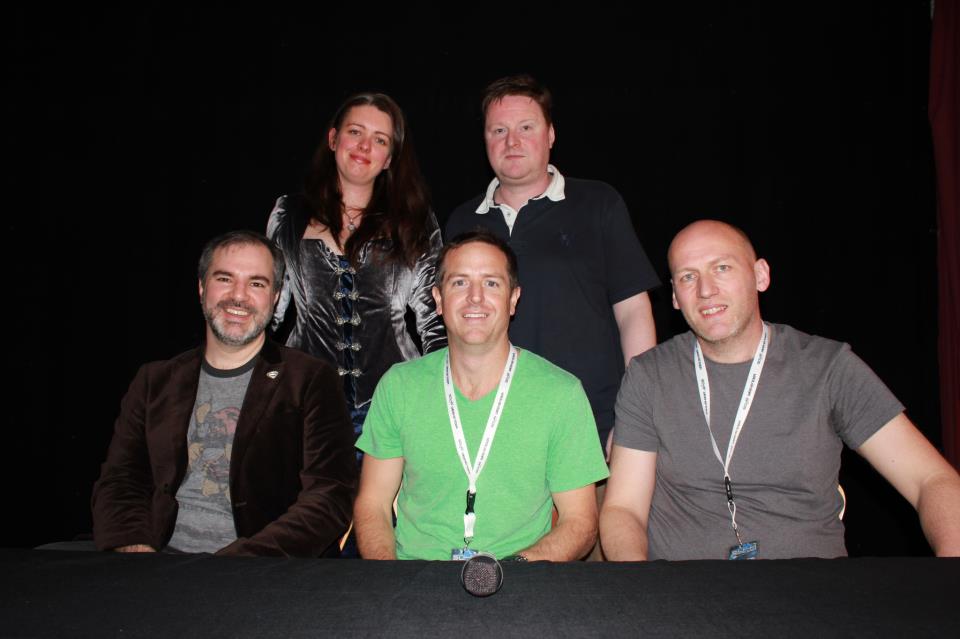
[930,0,960,466]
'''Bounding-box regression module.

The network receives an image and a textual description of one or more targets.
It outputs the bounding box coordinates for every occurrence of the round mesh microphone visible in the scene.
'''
[460,552,503,597]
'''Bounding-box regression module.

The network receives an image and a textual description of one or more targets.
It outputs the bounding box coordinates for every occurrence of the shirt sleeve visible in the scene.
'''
[91,364,157,550]
[599,189,661,305]
[355,365,405,459]
[546,378,610,493]
[827,345,905,449]
[266,196,293,331]
[613,355,661,452]
[409,211,447,354]
[444,197,486,242]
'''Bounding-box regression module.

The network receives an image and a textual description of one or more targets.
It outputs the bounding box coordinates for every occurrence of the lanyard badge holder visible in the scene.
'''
[451,491,478,560]
[445,346,518,561]
[725,477,758,560]
[694,324,768,560]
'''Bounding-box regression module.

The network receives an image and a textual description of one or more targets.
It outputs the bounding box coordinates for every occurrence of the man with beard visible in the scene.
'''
[92,230,357,557]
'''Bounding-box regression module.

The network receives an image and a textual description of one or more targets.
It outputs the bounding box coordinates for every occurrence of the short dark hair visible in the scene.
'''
[197,230,285,292]
[436,230,520,290]
[481,74,553,126]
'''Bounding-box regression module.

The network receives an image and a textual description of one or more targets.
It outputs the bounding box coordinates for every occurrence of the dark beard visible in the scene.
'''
[202,297,268,347]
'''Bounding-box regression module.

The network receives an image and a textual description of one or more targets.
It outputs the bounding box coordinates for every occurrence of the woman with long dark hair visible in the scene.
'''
[268,93,445,441]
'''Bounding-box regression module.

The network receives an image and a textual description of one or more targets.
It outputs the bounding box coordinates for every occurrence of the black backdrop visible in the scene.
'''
[5,3,940,554]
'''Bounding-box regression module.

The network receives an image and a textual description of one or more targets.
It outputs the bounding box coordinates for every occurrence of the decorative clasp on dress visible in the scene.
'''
[334,313,362,326]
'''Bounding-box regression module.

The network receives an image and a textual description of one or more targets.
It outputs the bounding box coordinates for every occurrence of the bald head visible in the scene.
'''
[667,219,770,362]
[668,220,757,278]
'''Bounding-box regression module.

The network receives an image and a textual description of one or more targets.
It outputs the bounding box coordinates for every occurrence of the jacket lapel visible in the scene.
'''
[230,341,285,486]
[165,348,204,483]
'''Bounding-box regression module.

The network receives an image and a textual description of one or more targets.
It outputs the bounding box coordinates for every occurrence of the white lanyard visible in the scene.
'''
[693,323,769,544]
[443,345,518,545]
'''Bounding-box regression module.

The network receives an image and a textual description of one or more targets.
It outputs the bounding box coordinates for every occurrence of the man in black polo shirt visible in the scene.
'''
[446,74,660,453]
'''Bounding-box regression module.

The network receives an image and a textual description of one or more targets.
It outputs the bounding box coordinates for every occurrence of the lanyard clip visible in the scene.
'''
[465,490,476,515]
[724,477,734,503]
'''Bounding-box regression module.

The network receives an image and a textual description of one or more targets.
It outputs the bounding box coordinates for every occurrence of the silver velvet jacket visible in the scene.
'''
[267,194,446,409]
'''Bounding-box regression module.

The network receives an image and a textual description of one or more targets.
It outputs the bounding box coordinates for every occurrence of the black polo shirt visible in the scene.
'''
[446,176,660,444]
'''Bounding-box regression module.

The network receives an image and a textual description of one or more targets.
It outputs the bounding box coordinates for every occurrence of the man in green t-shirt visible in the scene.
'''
[354,230,609,560]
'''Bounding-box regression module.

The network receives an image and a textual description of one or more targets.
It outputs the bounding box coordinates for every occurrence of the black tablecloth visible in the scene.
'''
[1,549,957,637]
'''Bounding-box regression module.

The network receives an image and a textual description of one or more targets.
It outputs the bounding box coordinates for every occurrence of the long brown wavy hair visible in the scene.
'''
[303,93,431,267]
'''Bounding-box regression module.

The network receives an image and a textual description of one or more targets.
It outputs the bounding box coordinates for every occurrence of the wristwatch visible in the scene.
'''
[503,553,528,562]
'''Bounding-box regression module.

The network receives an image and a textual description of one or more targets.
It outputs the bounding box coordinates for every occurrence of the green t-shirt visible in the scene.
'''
[356,348,609,560]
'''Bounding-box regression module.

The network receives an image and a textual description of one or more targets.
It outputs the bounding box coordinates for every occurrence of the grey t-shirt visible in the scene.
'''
[167,357,256,553]
[614,323,904,560]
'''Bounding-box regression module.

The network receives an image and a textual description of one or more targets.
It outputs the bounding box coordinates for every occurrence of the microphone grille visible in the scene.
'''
[461,553,503,597]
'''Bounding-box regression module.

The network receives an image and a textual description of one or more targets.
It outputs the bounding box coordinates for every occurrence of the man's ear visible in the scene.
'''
[754,259,771,292]
[509,286,521,316]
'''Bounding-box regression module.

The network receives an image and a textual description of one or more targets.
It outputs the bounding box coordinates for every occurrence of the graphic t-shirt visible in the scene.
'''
[166,357,256,553]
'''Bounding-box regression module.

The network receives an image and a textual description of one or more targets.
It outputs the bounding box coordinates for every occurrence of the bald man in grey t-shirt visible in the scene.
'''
[612,323,900,559]
[600,220,960,560]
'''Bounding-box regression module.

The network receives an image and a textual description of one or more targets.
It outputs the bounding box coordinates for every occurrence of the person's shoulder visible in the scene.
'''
[267,193,310,238]
[131,347,202,387]
[561,176,623,202]
[450,192,486,215]
[557,176,631,224]
[518,349,585,389]
[266,194,290,238]
[143,346,201,371]
[631,331,692,368]
[382,348,446,385]
[268,193,293,220]
[446,193,487,231]
[771,323,848,362]
[616,334,693,408]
